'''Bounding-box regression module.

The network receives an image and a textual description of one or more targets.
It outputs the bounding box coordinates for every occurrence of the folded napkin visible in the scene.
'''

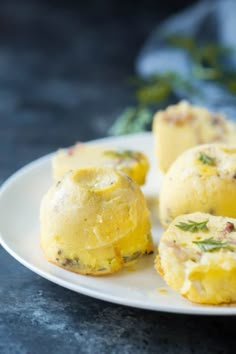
[136,0,236,119]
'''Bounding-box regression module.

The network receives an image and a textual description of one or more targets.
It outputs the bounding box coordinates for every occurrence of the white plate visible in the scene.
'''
[1,132,236,315]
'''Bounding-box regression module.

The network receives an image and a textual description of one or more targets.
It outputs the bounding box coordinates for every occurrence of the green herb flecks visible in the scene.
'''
[104,149,137,159]
[199,152,216,166]
[176,219,209,232]
[193,237,230,252]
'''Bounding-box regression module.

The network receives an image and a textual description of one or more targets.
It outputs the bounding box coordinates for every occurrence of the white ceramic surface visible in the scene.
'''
[1,132,236,315]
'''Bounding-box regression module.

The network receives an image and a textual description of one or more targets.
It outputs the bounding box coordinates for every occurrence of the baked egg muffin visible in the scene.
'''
[153,101,236,172]
[159,143,236,228]
[156,212,236,305]
[40,166,153,276]
[52,143,149,185]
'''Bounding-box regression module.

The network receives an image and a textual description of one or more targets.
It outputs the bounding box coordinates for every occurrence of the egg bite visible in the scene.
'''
[52,143,149,186]
[156,212,236,305]
[40,166,153,276]
[159,143,236,228]
[153,101,236,172]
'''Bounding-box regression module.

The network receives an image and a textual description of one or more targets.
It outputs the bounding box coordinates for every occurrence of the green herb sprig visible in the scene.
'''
[198,152,216,166]
[168,35,235,90]
[193,237,230,252]
[109,107,153,136]
[176,219,209,232]
[109,72,192,136]
[109,35,236,136]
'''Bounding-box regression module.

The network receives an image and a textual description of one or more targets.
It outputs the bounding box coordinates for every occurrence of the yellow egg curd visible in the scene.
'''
[159,143,236,228]
[52,143,149,186]
[153,101,236,172]
[156,212,236,304]
[40,166,153,275]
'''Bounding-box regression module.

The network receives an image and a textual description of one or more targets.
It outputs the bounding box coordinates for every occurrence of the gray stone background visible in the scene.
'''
[0,0,235,353]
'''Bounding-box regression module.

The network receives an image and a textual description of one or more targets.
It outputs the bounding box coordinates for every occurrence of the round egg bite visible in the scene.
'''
[40,166,153,276]
[159,143,236,228]
[152,100,236,173]
[52,144,149,186]
[156,212,236,305]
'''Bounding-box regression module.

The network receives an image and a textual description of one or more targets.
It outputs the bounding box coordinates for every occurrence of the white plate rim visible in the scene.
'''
[1,132,236,316]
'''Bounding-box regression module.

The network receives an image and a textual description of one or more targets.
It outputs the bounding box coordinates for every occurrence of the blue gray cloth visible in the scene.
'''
[136,0,236,119]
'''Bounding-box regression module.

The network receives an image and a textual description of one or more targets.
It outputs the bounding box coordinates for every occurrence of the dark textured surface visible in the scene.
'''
[0,1,235,353]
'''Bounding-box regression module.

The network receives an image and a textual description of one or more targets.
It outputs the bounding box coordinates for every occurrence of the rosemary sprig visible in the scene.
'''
[198,152,216,166]
[193,237,230,252]
[176,219,208,232]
